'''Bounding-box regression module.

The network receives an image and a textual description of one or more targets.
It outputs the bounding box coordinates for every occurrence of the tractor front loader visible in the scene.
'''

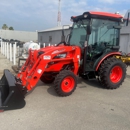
[0,11,127,112]
[0,45,81,111]
[0,70,25,112]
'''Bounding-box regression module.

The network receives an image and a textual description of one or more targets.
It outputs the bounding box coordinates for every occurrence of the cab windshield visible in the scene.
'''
[69,19,90,47]
[88,19,120,48]
[69,18,119,50]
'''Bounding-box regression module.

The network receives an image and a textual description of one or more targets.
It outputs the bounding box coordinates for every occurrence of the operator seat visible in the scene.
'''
[90,42,106,60]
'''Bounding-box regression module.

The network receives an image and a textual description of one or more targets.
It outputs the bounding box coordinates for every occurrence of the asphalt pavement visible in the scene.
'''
[0,53,130,130]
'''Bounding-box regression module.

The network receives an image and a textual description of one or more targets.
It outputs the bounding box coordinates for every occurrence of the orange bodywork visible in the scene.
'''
[17,45,81,91]
[89,11,123,19]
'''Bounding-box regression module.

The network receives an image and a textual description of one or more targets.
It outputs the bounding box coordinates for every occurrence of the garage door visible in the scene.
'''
[120,34,129,54]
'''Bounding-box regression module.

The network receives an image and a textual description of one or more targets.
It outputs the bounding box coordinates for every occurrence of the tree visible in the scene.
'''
[9,26,14,30]
[2,24,8,30]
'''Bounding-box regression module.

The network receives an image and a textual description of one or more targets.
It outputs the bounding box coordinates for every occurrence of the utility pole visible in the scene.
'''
[57,0,61,26]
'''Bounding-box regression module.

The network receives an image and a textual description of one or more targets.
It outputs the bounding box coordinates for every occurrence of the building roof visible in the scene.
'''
[38,25,72,33]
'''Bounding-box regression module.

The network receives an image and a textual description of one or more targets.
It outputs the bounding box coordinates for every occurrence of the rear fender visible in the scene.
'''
[94,52,121,71]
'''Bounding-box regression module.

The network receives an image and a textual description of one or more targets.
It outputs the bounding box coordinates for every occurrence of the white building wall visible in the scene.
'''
[120,23,130,53]
[0,29,37,42]
[38,29,70,45]
[120,34,129,53]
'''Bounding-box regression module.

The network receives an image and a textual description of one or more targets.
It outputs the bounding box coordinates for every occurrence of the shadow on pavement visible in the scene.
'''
[80,78,103,89]
[126,74,130,79]
[46,77,103,97]
[47,87,59,97]
[28,74,130,97]
[36,80,58,97]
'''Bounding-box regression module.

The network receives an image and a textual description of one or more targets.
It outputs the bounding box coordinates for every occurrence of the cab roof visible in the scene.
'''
[88,11,123,19]
[71,11,123,22]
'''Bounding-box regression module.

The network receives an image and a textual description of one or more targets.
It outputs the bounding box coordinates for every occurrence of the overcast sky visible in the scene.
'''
[0,0,129,32]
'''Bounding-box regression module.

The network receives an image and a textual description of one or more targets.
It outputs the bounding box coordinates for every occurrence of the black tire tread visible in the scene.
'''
[54,70,77,96]
[99,57,126,89]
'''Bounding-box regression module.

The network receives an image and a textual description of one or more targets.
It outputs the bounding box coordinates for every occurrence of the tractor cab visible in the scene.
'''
[69,12,123,73]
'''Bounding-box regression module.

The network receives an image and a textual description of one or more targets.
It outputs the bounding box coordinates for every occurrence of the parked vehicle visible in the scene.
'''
[0,11,127,111]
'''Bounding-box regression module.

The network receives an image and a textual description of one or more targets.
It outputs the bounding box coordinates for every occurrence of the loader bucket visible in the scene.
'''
[0,70,26,112]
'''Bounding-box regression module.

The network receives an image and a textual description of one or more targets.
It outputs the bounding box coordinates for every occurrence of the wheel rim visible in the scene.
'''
[110,66,123,83]
[61,76,75,93]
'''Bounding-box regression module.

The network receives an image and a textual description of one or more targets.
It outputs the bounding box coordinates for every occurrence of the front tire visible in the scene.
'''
[54,70,77,96]
[99,57,126,89]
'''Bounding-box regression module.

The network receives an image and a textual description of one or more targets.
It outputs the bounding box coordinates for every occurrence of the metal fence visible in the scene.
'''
[0,41,56,66]
[0,42,18,65]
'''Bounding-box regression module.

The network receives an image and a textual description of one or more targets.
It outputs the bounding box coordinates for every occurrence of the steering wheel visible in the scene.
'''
[56,41,67,46]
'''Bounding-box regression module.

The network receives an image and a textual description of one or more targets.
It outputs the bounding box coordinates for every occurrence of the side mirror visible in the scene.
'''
[87,25,91,35]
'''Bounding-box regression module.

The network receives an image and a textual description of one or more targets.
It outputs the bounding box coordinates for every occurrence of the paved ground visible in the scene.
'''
[0,53,130,130]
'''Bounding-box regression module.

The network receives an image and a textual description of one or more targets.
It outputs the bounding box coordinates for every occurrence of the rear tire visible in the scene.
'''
[99,57,126,89]
[54,70,77,96]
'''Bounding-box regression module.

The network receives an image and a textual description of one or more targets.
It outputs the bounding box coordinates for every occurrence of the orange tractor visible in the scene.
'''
[0,11,127,111]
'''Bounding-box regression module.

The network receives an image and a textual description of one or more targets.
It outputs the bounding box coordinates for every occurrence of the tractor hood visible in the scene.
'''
[31,44,81,62]
[37,45,68,55]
